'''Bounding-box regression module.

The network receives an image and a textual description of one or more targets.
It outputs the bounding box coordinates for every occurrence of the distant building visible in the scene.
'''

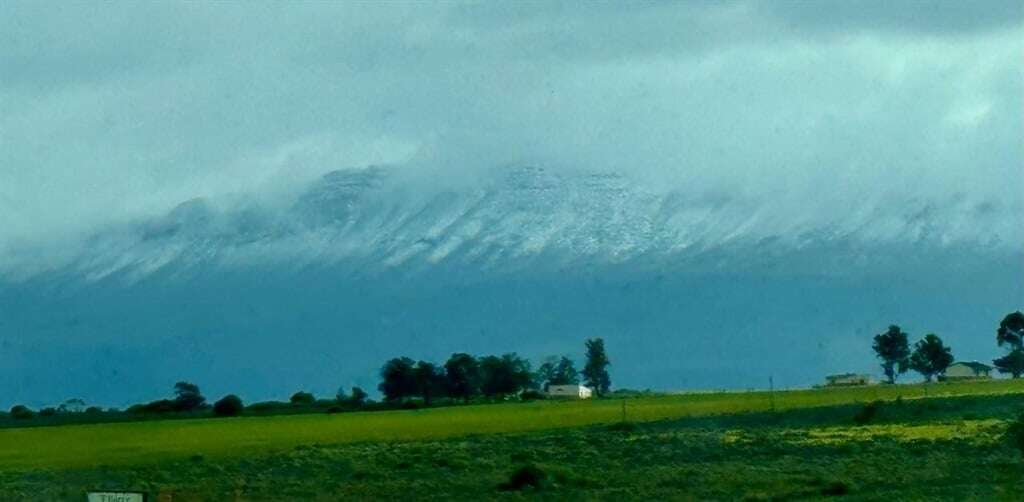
[824,373,873,387]
[943,361,993,380]
[546,384,593,399]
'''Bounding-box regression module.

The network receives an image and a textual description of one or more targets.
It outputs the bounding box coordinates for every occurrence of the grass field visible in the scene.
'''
[1,378,1023,471]
[2,379,1024,500]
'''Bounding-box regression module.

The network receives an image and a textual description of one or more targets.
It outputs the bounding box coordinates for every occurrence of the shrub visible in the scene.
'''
[9,405,34,420]
[498,464,548,491]
[520,390,546,401]
[820,480,850,496]
[1006,413,1024,457]
[246,401,290,413]
[290,391,316,406]
[38,407,57,417]
[213,395,244,417]
[607,421,639,433]
[133,399,177,414]
[853,401,881,425]
[84,406,103,414]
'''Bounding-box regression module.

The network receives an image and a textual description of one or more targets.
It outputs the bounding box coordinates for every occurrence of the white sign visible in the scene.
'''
[87,492,146,502]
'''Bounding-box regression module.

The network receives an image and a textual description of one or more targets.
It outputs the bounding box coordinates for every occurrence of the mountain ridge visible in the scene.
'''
[2,165,1016,284]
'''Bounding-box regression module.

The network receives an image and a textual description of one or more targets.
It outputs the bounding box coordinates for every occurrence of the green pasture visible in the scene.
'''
[2,378,1023,471]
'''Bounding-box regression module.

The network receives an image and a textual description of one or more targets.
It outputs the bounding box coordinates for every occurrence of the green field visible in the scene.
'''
[2,379,1024,500]
[2,378,1023,470]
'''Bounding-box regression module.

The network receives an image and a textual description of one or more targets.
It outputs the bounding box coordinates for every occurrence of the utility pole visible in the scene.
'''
[621,400,627,423]
[769,375,776,413]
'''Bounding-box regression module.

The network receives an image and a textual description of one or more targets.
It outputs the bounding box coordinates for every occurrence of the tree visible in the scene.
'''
[909,334,954,382]
[582,338,612,396]
[413,361,445,405]
[335,386,369,407]
[997,311,1024,348]
[995,312,1024,378]
[378,357,417,402]
[9,405,33,420]
[213,395,244,417]
[994,349,1024,379]
[872,325,910,384]
[535,356,558,391]
[173,381,206,411]
[58,398,86,414]
[551,356,579,386]
[290,391,316,406]
[444,353,481,402]
[349,387,368,408]
[479,353,533,398]
[536,356,579,390]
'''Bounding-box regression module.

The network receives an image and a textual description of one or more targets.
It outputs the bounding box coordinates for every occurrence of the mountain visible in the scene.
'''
[0,165,1020,407]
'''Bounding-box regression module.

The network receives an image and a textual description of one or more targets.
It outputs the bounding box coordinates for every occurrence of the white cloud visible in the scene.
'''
[0,2,1020,259]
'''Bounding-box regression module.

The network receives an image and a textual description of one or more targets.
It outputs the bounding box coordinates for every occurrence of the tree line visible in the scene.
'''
[377,338,612,403]
[3,338,612,423]
[871,311,1024,383]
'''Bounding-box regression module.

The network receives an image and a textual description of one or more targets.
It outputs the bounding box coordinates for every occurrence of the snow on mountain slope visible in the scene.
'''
[4,165,1018,283]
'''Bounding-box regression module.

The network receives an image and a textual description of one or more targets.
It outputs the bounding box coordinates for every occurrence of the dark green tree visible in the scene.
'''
[537,356,579,390]
[535,356,558,390]
[349,386,368,407]
[213,395,244,417]
[582,338,611,396]
[479,353,533,398]
[995,312,1024,378]
[290,391,316,405]
[9,405,34,420]
[872,325,910,384]
[173,381,206,411]
[909,334,954,382]
[378,357,417,402]
[995,349,1024,379]
[551,356,579,385]
[414,361,446,405]
[997,311,1024,347]
[58,398,86,413]
[444,353,481,402]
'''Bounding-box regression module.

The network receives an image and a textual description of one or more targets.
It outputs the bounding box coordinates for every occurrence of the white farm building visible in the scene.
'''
[546,384,593,399]
[824,373,873,387]
[943,361,993,380]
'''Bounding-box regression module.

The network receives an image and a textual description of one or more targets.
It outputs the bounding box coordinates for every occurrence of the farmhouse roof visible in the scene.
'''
[952,361,993,372]
[826,373,868,379]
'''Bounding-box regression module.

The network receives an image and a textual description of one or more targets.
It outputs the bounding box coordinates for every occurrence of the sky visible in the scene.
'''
[1,1,1022,257]
[0,2,1023,405]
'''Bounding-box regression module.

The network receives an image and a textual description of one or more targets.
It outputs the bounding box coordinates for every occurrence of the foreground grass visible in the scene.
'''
[2,391,1024,500]
[2,378,1023,471]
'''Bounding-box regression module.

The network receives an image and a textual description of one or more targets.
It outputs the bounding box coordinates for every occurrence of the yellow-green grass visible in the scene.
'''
[724,419,1007,447]
[2,378,1022,471]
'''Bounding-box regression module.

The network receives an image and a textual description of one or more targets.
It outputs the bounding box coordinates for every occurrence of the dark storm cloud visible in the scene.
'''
[0,1,1020,262]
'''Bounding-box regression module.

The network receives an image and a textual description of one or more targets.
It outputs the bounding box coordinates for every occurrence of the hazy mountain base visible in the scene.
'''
[3,394,1023,501]
[2,252,1019,408]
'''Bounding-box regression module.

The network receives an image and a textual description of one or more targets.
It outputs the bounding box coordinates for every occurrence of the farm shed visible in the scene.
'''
[943,361,993,380]
[824,373,873,387]
[546,384,593,399]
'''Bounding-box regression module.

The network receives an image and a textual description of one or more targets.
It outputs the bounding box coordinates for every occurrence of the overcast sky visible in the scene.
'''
[1,1,1021,254]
